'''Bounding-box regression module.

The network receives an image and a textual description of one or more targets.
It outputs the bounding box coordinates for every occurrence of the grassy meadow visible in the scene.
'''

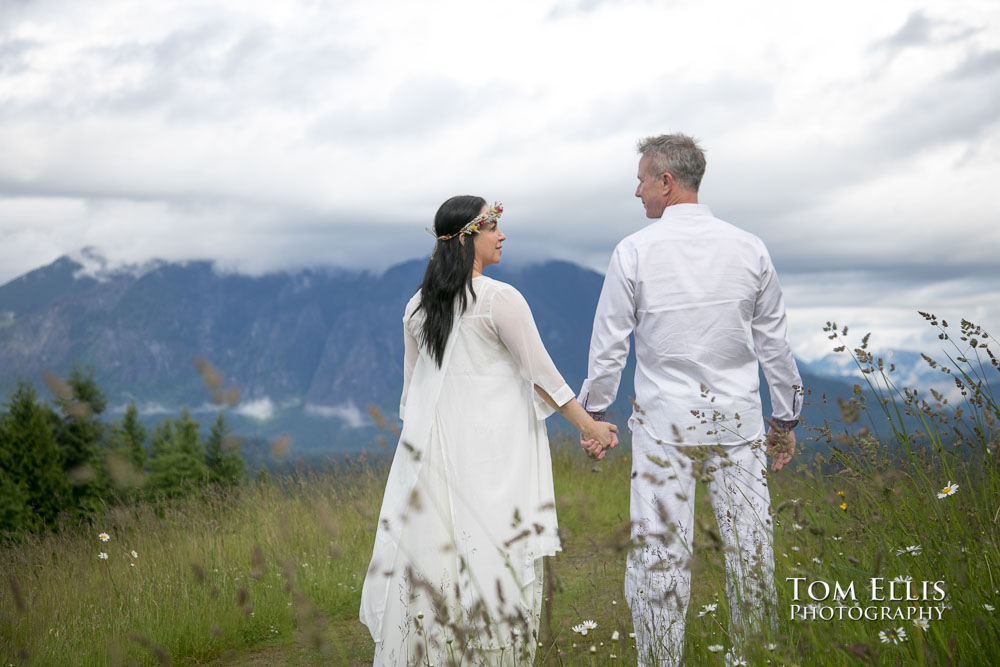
[2,317,999,665]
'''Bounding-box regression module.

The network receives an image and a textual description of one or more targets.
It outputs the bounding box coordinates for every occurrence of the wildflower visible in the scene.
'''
[572,620,597,636]
[937,481,958,499]
[831,535,843,541]
[839,503,847,511]
[766,643,778,650]
[913,618,929,631]
[696,603,718,617]
[628,632,636,639]
[98,533,110,542]
[98,552,108,560]
[731,658,748,666]
[896,545,922,556]
[985,604,995,612]
[609,655,617,659]
[589,645,596,654]
[812,557,822,564]
[611,630,620,641]
[837,490,845,497]
[892,575,913,584]
[792,523,803,531]
[707,644,724,652]
[791,546,800,552]
[879,627,907,644]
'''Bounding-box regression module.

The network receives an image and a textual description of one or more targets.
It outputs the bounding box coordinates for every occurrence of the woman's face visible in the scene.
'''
[472,207,506,270]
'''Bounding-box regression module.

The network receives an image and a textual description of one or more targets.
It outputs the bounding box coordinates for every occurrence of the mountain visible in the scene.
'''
[1,252,856,455]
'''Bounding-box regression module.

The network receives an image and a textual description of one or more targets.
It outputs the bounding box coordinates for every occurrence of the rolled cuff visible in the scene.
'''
[534,382,575,420]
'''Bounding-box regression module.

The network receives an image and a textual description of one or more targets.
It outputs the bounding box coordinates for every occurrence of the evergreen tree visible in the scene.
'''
[0,381,71,530]
[147,408,208,496]
[105,400,148,494]
[204,412,246,486]
[120,400,147,469]
[49,364,109,515]
[0,465,30,535]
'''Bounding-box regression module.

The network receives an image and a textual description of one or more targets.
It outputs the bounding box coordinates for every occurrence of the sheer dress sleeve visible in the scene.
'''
[399,296,421,419]
[490,285,575,420]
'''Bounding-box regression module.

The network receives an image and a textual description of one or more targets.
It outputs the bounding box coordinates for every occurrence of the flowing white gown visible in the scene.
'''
[360,275,574,666]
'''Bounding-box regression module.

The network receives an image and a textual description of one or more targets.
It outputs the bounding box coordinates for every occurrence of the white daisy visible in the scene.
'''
[878,627,907,644]
[98,533,110,542]
[707,644,724,652]
[937,481,958,499]
[895,545,922,556]
[98,552,108,560]
[912,618,930,631]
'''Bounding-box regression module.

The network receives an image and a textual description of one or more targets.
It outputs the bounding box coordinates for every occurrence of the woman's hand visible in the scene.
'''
[581,421,618,460]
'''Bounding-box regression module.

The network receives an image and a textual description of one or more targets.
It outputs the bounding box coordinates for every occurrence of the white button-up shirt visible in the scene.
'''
[578,203,802,446]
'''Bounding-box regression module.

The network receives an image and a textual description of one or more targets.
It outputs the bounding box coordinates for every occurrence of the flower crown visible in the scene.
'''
[426,201,503,258]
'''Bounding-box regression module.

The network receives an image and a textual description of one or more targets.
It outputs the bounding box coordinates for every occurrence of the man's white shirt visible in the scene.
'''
[578,203,802,446]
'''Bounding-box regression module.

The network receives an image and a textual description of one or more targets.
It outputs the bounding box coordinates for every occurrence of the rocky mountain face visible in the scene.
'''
[1,254,851,452]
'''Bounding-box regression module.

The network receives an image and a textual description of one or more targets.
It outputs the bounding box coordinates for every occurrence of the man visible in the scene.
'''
[579,134,801,665]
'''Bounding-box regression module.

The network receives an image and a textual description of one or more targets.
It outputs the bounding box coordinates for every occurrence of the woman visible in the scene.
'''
[359,195,617,666]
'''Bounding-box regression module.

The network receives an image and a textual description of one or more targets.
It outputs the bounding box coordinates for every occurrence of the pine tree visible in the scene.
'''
[147,409,208,497]
[120,400,147,469]
[49,364,110,514]
[204,412,246,486]
[0,381,71,530]
[105,400,148,494]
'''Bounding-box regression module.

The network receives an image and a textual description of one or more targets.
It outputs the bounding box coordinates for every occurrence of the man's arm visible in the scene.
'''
[751,247,803,470]
[578,246,636,447]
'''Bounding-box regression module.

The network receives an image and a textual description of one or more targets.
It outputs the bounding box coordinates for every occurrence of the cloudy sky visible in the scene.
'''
[1,0,998,361]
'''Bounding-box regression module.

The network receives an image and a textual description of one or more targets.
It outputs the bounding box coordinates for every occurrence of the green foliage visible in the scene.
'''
[0,381,72,531]
[147,408,209,497]
[204,412,246,486]
[49,364,110,515]
[120,400,147,469]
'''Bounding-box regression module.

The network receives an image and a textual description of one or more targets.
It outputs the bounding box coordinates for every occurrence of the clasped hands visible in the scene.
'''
[580,421,618,461]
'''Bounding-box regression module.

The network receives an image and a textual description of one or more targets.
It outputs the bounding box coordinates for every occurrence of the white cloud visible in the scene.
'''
[233,397,275,421]
[304,401,368,429]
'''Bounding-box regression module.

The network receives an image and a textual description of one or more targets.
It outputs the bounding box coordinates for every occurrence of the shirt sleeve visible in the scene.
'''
[398,298,421,419]
[490,285,575,420]
[578,245,636,413]
[751,248,803,421]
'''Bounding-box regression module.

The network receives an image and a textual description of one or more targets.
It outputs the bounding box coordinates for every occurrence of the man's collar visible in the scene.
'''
[658,203,712,220]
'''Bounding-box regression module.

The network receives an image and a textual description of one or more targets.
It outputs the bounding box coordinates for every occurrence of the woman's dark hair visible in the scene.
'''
[417,195,484,367]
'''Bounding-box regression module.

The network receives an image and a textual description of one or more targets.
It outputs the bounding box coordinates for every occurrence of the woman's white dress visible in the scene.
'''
[360,275,574,666]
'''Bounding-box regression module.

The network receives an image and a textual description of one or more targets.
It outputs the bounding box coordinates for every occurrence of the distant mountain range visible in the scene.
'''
[1,250,868,456]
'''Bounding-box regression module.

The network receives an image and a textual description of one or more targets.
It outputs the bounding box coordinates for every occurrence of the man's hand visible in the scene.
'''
[580,427,618,461]
[765,428,796,471]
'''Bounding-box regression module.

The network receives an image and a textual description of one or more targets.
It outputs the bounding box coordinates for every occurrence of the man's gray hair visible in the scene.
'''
[636,134,706,193]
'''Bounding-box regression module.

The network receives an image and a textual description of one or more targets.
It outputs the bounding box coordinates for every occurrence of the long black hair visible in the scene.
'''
[417,195,484,367]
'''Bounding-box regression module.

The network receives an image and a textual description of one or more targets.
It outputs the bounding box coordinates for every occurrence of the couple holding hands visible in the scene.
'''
[360,134,802,666]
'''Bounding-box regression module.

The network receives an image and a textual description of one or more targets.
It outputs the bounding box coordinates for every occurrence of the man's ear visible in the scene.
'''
[661,170,674,194]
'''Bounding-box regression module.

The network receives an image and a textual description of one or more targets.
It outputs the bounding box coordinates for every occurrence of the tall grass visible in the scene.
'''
[2,317,999,665]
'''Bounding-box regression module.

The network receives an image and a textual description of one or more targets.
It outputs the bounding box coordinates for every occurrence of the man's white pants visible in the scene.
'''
[626,428,777,666]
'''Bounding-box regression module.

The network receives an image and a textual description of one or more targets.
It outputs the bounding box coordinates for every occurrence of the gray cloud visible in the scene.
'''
[871,10,980,57]
[871,50,1000,159]
[872,11,936,51]
[308,76,498,144]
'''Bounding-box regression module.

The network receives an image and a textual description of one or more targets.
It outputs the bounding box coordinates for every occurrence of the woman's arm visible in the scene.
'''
[535,385,618,457]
